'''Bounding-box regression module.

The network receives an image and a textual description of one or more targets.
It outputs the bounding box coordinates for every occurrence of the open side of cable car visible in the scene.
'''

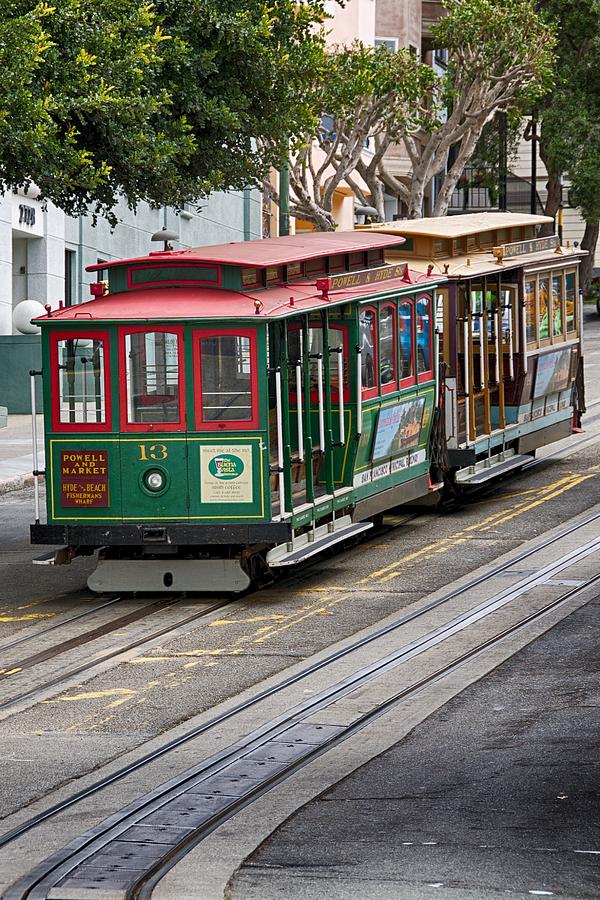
[359,213,586,490]
[30,231,445,592]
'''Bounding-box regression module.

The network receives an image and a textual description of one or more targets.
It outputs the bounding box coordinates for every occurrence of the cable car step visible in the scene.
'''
[455,452,531,486]
[267,516,373,567]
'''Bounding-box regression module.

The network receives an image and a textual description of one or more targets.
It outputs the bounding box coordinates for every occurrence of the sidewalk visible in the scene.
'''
[0,414,45,494]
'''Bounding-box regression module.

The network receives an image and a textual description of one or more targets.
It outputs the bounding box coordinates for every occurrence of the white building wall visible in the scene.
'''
[0,188,261,334]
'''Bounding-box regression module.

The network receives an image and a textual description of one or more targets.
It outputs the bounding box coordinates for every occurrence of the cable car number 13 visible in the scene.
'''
[138,443,168,461]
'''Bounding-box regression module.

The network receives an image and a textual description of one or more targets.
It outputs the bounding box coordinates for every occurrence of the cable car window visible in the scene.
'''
[565,271,576,333]
[538,276,550,340]
[525,279,536,345]
[417,295,432,376]
[56,336,107,427]
[552,274,563,336]
[200,335,252,421]
[125,331,181,424]
[359,308,377,395]
[398,300,415,383]
[379,304,396,392]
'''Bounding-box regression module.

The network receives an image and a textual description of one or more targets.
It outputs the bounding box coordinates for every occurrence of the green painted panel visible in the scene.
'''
[130,266,219,286]
[120,437,188,521]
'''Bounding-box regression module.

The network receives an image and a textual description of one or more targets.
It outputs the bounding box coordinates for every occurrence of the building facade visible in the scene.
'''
[1,188,261,335]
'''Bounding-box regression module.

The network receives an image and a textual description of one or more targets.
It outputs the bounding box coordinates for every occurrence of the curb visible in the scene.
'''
[0,473,43,496]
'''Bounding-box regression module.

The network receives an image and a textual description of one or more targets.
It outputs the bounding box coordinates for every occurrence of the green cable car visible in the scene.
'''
[30,231,444,592]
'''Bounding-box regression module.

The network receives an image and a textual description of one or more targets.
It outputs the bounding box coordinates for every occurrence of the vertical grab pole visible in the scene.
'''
[463,320,471,445]
[30,371,40,524]
[494,304,500,384]
[337,348,345,445]
[295,360,304,462]
[317,354,325,450]
[274,367,286,514]
[356,346,363,436]
[507,303,515,380]
[521,299,528,375]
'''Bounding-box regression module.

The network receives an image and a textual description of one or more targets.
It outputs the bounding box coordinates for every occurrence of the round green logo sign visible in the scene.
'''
[208,454,244,480]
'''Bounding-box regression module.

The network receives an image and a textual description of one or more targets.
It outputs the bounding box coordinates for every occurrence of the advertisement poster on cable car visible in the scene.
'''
[372,396,426,460]
[533,347,572,399]
[200,444,253,503]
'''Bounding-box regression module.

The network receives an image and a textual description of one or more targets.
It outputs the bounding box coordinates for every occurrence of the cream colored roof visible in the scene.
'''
[359,212,553,239]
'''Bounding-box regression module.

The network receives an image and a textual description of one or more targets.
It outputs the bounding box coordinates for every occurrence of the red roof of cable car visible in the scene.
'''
[40,269,442,323]
[86,230,406,272]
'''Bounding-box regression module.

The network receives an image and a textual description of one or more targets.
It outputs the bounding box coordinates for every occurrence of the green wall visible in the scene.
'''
[0,335,42,413]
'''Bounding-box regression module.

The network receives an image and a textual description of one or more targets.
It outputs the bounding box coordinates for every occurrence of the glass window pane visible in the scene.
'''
[566,272,576,332]
[417,296,432,374]
[58,337,106,424]
[398,301,414,380]
[359,309,376,390]
[525,280,536,344]
[552,274,563,336]
[126,331,180,423]
[201,334,252,421]
[379,306,396,386]
[538,277,550,340]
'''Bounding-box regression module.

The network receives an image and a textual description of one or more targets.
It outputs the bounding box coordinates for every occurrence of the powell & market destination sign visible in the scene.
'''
[60,450,109,508]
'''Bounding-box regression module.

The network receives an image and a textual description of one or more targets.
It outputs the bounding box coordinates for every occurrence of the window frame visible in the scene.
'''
[416,292,434,384]
[359,305,379,400]
[398,297,416,390]
[379,302,397,395]
[50,330,112,433]
[127,263,222,290]
[119,325,186,433]
[192,327,259,431]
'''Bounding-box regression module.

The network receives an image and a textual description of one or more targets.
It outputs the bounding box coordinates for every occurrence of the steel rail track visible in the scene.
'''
[3,512,600,898]
[137,570,600,900]
[0,594,124,655]
[0,597,232,718]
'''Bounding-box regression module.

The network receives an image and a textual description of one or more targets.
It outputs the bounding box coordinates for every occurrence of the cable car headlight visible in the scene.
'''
[144,469,166,492]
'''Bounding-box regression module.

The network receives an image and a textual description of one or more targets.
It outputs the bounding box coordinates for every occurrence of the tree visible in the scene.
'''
[536,0,600,294]
[267,42,433,231]
[0,0,329,222]
[381,0,555,218]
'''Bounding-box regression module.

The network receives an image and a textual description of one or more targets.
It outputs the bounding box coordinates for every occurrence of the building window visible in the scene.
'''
[375,37,399,52]
[64,250,76,307]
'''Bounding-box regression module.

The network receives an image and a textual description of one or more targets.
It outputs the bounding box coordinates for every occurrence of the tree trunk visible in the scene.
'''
[539,169,562,237]
[580,220,599,297]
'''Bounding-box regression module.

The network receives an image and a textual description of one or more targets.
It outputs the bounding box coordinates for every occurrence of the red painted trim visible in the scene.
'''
[127,262,222,290]
[50,330,112,432]
[399,298,416,390]
[118,325,186,432]
[380,302,397,396]
[416,292,434,384]
[192,328,259,431]
[360,306,379,400]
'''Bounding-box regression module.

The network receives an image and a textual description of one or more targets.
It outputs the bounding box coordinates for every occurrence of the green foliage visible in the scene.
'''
[0,0,329,221]
[432,0,555,108]
[539,0,600,221]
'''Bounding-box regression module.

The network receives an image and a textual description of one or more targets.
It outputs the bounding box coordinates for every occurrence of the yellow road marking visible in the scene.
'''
[208,614,289,628]
[0,613,55,622]
[45,688,136,703]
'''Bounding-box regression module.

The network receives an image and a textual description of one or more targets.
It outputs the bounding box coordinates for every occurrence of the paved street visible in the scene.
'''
[0,310,598,898]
